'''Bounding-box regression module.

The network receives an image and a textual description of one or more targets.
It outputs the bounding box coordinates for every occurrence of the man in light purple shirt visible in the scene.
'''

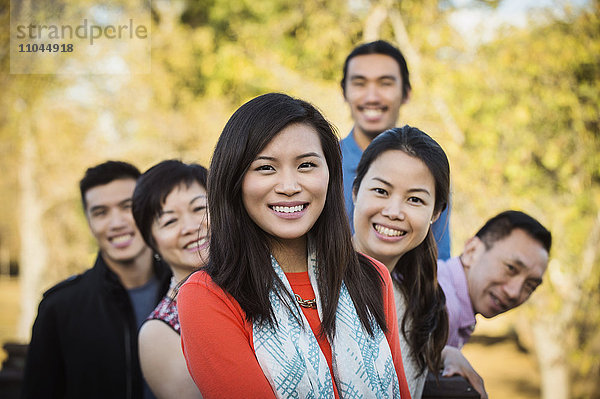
[437,211,551,397]
[439,210,552,348]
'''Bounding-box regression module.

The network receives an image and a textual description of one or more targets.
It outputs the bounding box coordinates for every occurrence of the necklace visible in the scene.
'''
[295,293,317,309]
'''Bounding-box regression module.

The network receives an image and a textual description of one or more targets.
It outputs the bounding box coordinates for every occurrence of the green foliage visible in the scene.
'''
[444,4,599,397]
[0,0,598,394]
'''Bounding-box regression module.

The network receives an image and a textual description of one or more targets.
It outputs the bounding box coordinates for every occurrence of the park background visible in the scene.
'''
[0,0,598,397]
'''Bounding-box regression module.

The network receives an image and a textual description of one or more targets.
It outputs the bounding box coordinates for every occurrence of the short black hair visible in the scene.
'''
[79,161,141,210]
[476,210,552,253]
[341,40,411,100]
[132,160,208,253]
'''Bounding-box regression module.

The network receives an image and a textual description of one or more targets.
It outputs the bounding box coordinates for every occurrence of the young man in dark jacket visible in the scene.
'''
[22,161,171,399]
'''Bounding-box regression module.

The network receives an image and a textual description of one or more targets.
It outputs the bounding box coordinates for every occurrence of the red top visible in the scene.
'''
[178,257,411,399]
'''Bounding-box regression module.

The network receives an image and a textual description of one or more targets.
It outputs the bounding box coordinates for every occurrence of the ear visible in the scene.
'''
[401,88,411,105]
[461,236,485,271]
[431,209,441,224]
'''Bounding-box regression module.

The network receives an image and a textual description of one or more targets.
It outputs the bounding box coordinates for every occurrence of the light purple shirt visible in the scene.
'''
[437,256,476,348]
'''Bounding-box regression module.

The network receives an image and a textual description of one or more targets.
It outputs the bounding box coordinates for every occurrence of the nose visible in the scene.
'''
[503,278,523,303]
[274,170,301,196]
[365,83,380,103]
[380,201,404,220]
[108,209,129,230]
[182,213,202,235]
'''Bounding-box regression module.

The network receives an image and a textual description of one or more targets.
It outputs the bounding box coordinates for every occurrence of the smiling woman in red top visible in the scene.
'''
[177,93,411,398]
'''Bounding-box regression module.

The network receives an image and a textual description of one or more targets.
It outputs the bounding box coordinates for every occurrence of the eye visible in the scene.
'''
[299,161,316,170]
[91,209,106,217]
[255,164,275,172]
[161,218,177,228]
[525,283,538,294]
[408,196,424,204]
[194,206,207,213]
[351,80,366,87]
[505,264,517,274]
[372,187,388,196]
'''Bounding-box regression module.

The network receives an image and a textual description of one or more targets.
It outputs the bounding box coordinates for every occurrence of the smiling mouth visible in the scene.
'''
[184,237,208,250]
[110,233,133,245]
[358,106,388,118]
[270,204,307,214]
[490,293,507,311]
[374,224,406,237]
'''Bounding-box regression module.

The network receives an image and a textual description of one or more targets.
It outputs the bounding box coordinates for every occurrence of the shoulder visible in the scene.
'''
[361,253,390,275]
[178,270,244,316]
[341,131,360,151]
[437,256,462,287]
[42,274,82,297]
[340,132,353,146]
[40,267,95,304]
[140,318,180,343]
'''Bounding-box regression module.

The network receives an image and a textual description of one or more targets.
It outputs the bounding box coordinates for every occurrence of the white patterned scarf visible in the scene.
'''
[252,245,401,398]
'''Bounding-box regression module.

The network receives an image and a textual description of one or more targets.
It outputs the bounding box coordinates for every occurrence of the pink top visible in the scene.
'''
[437,256,476,348]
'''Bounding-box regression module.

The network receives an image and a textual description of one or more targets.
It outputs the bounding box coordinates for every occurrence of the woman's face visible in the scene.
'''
[242,123,329,244]
[352,150,438,271]
[151,181,209,276]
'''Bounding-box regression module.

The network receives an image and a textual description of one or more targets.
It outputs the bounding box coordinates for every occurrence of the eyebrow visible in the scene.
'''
[350,75,398,81]
[254,152,323,161]
[371,177,432,196]
[158,195,207,217]
[190,194,207,202]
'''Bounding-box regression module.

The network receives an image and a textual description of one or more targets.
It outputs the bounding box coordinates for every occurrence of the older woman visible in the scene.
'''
[132,160,208,399]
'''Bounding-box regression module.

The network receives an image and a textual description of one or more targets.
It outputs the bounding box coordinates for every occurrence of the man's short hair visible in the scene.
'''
[79,161,141,209]
[340,40,411,100]
[475,210,552,253]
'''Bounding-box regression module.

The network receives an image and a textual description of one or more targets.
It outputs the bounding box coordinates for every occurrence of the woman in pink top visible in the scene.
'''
[178,93,411,399]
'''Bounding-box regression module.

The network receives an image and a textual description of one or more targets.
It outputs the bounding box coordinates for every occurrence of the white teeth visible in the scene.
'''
[273,205,304,213]
[185,237,207,249]
[363,109,383,118]
[375,224,405,237]
[111,234,132,244]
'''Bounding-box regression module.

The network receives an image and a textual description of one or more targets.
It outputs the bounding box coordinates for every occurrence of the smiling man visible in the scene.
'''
[340,40,452,259]
[22,161,171,399]
[438,210,552,348]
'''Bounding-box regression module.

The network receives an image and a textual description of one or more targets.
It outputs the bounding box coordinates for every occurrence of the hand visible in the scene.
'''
[441,345,488,399]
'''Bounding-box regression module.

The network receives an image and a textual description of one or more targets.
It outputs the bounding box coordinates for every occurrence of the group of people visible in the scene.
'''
[21,40,552,399]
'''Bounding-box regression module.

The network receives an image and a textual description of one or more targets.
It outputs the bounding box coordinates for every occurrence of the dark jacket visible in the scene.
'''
[21,253,171,399]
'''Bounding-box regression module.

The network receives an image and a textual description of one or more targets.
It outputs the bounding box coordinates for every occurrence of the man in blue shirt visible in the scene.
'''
[340,40,451,259]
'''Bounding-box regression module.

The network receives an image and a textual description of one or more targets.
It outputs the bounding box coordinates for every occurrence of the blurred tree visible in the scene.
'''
[444,2,600,398]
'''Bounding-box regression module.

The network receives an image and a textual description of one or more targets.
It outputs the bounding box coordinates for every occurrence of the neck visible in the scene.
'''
[271,236,308,273]
[103,247,154,289]
[352,127,374,151]
[171,266,193,286]
[352,235,400,273]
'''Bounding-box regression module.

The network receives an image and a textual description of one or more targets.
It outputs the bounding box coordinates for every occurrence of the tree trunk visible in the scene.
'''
[532,319,569,399]
[17,107,48,342]
[363,4,388,42]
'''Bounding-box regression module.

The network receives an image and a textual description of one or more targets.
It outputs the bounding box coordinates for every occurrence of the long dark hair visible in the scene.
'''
[207,92,387,338]
[353,126,449,373]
